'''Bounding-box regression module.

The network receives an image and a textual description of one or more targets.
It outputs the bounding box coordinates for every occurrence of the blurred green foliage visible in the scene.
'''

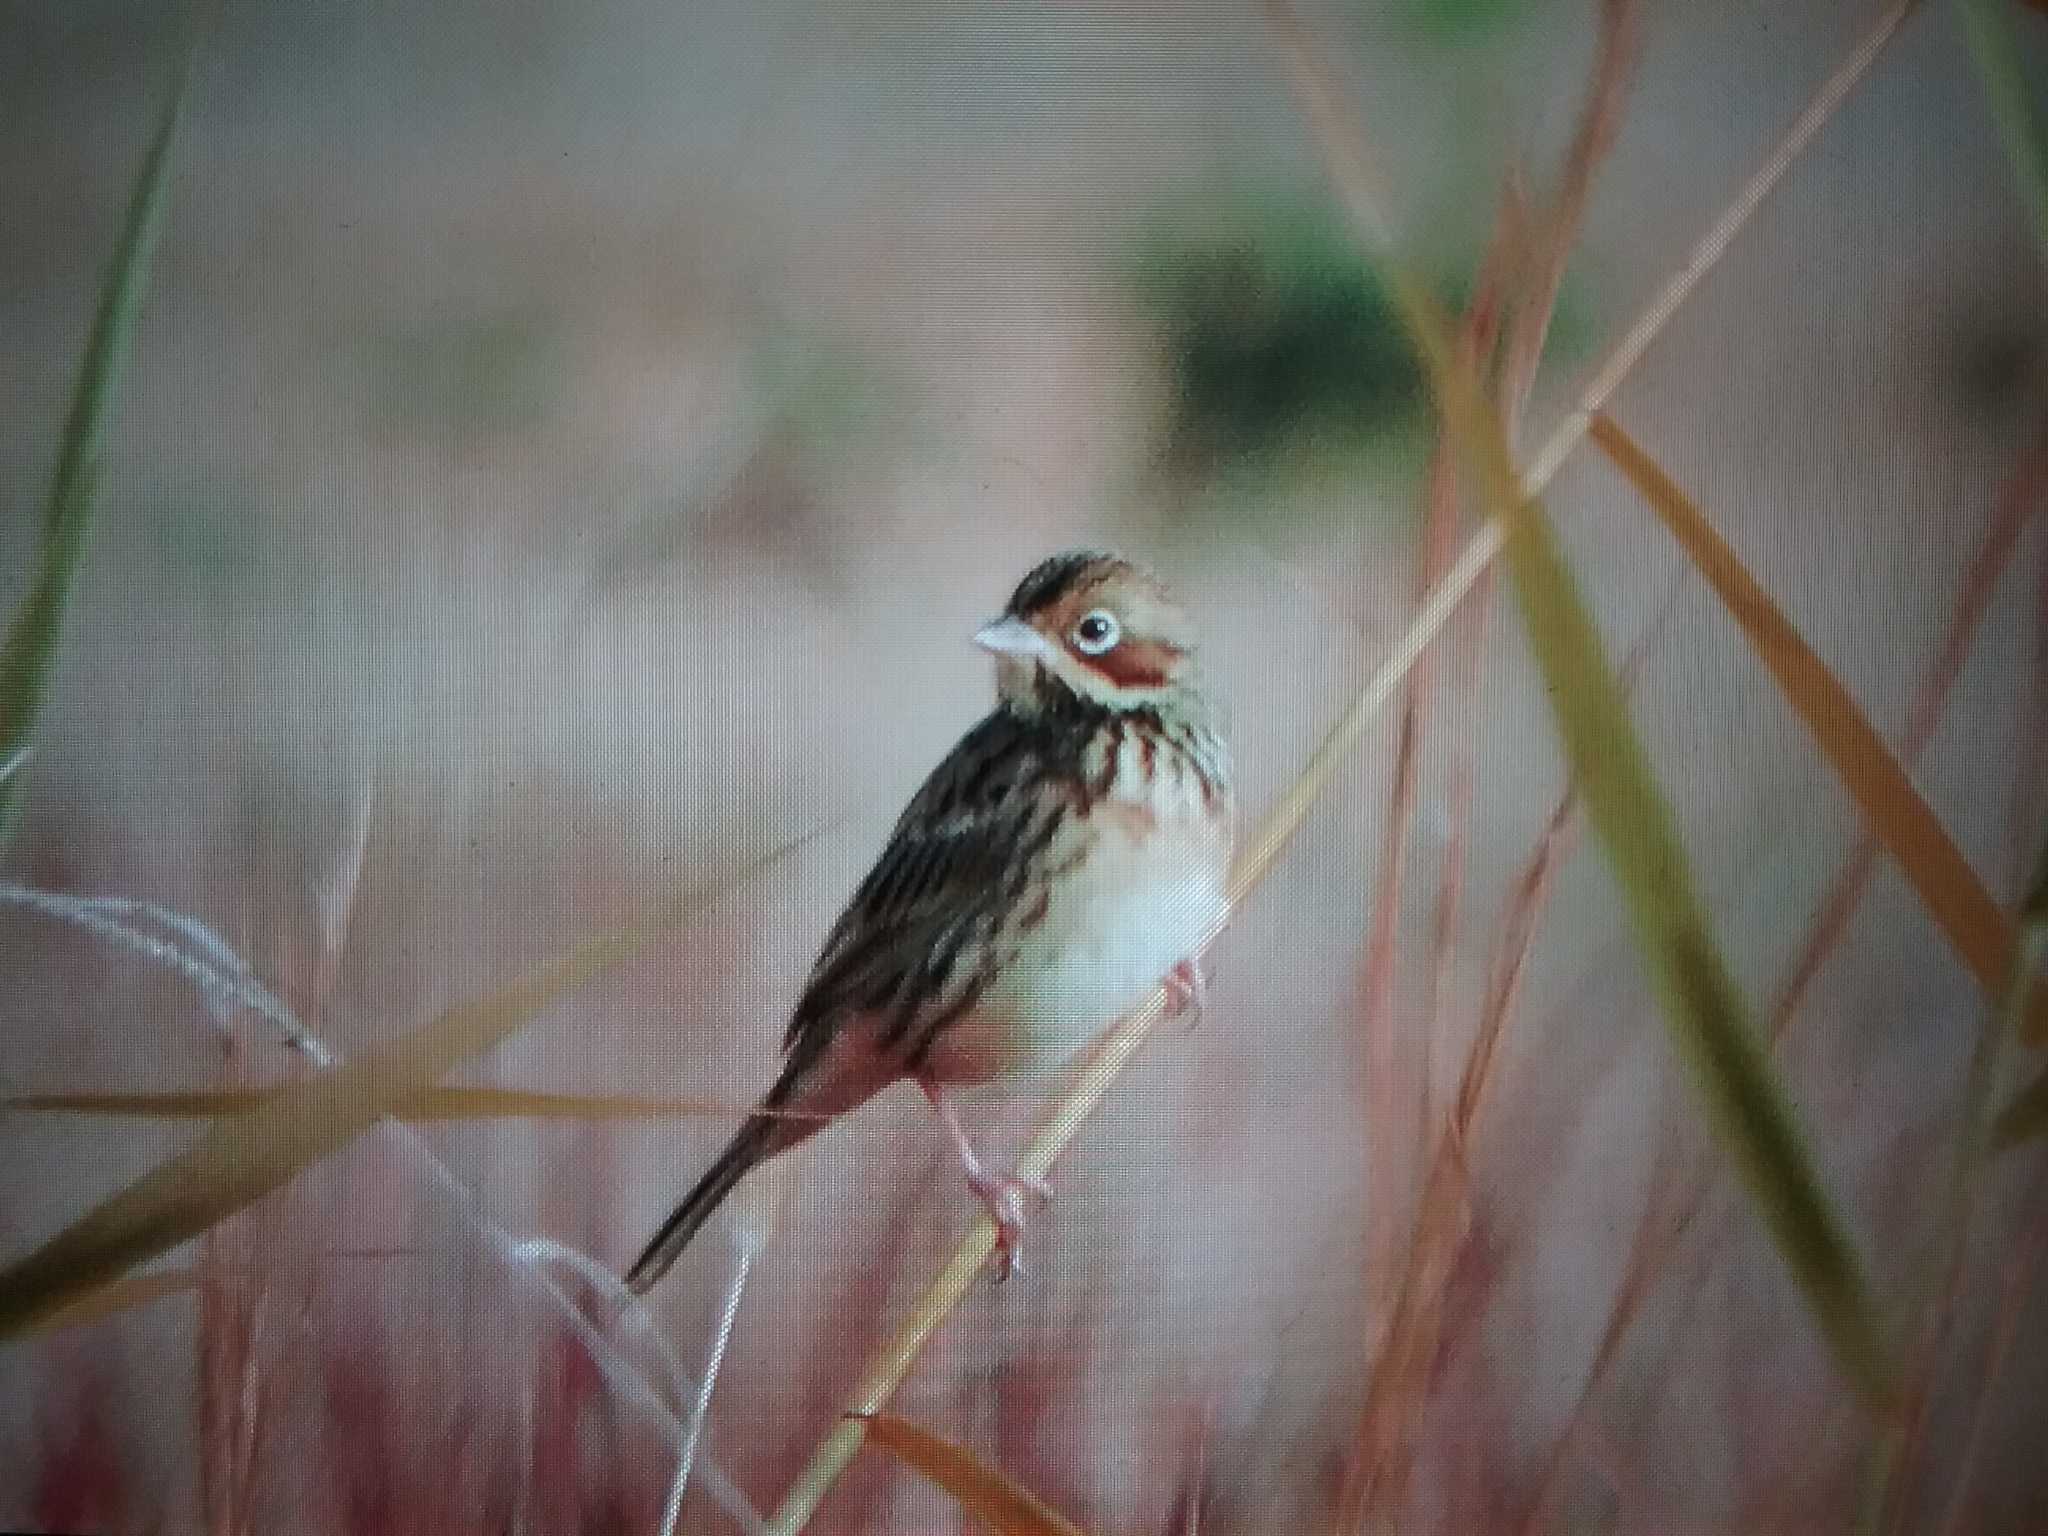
[1145,203,1427,463]
[147,494,265,605]
[375,306,564,432]
[1389,0,1538,48]
[1129,189,1592,538]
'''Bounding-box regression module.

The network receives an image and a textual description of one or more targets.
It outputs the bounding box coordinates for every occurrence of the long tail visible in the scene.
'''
[626,1111,779,1294]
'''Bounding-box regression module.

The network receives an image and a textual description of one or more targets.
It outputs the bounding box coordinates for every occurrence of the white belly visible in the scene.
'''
[923,818,1230,1083]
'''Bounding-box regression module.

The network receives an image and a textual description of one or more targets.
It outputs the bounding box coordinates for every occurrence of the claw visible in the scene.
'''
[1166,956,1208,1031]
[968,1168,1039,1281]
[920,1075,1054,1283]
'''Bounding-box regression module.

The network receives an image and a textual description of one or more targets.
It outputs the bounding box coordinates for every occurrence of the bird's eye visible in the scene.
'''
[1071,610,1120,655]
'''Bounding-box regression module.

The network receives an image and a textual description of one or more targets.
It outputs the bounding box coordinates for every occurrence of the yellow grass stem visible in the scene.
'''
[856,1413,1090,1536]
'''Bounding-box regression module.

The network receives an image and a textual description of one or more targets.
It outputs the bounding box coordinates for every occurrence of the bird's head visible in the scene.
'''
[975,550,1202,715]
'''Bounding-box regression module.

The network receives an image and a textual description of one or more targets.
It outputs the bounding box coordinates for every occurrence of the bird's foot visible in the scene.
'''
[1165,956,1208,1031]
[965,1165,1052,1282]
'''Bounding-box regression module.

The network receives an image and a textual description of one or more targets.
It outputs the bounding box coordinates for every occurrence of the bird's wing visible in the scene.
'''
[780,708,1077,1066]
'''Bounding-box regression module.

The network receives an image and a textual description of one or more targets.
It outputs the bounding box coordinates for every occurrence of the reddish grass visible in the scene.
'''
[33,1351,128,1536]
[1335,5,1642,1525]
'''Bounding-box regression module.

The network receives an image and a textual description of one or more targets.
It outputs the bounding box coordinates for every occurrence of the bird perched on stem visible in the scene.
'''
[627,550,1233,1290]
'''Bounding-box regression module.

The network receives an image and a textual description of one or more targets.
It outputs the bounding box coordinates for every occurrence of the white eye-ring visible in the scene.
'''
[1071,609,1121,655]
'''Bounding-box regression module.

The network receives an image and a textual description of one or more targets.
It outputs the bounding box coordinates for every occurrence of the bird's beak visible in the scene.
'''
[974,616,1050,659]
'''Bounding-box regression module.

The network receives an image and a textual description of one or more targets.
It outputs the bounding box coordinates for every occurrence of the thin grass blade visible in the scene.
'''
[29,1265,198,1335]
[1590,412,2048,1043]
[1454,357,1891,1409]
[855,1414,1090,1536]
[0,44,194,848]
[1958,0,2048,258]
[1269,22,1893,1401]
[1866,836,2048,1528]
[0,834,813,1338]
[4,1086,765,1123]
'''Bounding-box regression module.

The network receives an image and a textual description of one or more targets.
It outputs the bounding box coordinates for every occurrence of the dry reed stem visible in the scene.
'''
[1355,191,1520,1317]
[1933,1166,2048,1536]
[1339,618,1664,1530]
[1518,0,1925,493]
[1342,778,1581,1526]
[764,5,1918,1525]
[2006,466,2048,903]
[1878,836,2048,1534]
[1883,476,2048,1530]
[1765,419,2048,1047]
[1516,1128,1697,1536]
[1426,0,1636,1099]
[1496,0,1641,448]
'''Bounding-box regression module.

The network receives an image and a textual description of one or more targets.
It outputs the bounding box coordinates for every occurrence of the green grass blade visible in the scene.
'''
[1378,272,1897,1411]
[1958,0,2048,259]
[0,45,196,848]
[1270,9,1892,1408]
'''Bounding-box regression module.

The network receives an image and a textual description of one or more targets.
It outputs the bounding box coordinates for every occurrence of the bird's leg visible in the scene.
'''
[918,1076,1051,1281]
[1165,955,1208,1030]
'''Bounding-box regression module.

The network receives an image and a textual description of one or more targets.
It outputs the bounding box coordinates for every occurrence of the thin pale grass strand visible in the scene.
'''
[2,885,766,1531]
[323,1111,764,1531]
[0,883,316,1053]
[660,1245,755,1536]
[508,1237,762,1536]
[0,829,824,1338]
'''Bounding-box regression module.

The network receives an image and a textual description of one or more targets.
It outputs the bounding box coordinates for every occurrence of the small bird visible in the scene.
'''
[626,550,1233,1291]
